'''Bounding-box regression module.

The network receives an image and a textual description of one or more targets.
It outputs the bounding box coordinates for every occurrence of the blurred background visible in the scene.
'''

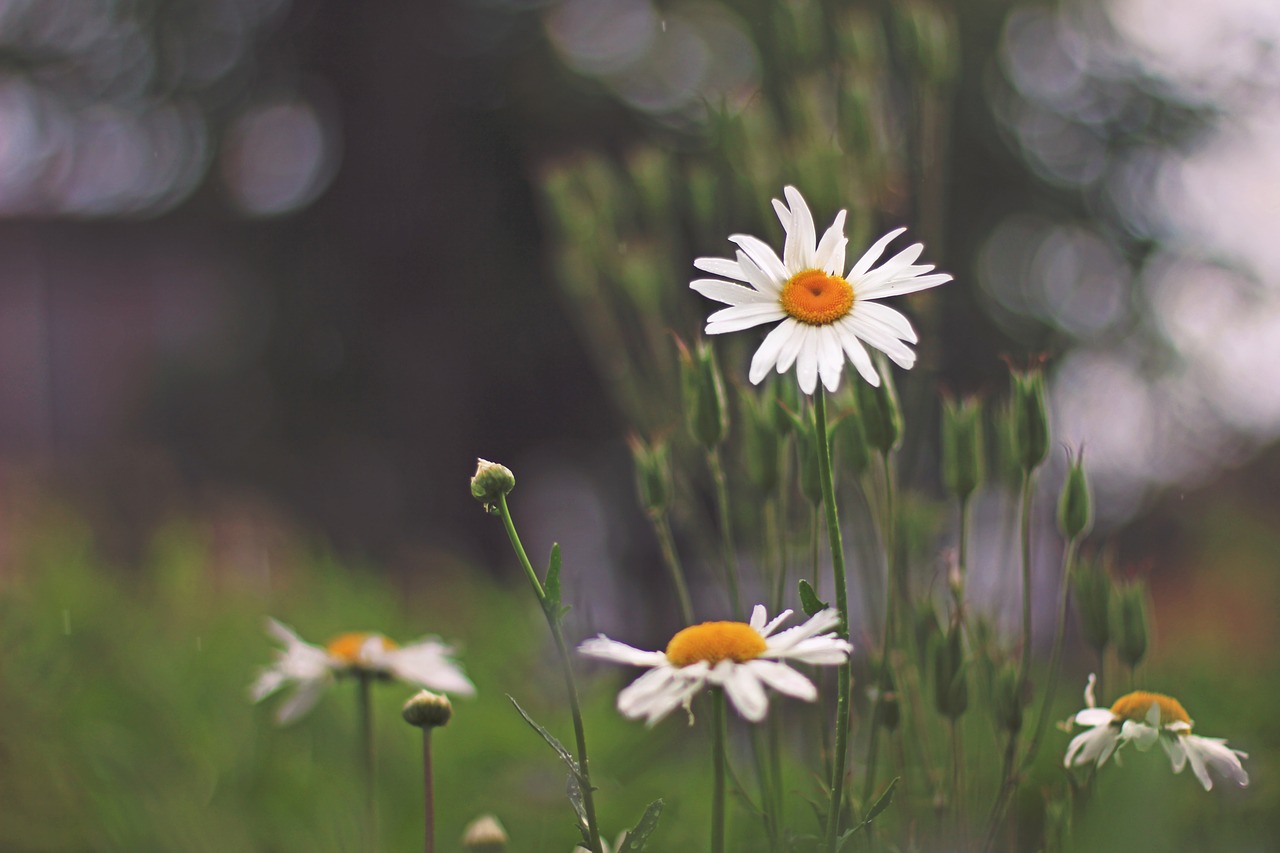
[2,0,1279,849]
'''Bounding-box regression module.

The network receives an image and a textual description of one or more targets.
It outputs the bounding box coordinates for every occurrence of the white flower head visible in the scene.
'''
[690,186,951,395]
[578,605,852,725]
[1063,678,1249,791]
[250,618,476,725]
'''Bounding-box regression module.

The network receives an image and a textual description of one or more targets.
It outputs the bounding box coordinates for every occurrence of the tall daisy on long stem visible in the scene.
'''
[691,186,949,849]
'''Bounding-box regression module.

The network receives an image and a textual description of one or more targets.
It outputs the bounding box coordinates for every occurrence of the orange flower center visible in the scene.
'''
[780,269,855,326]
[1109,691,1191,727]
[665,621,767,668]
[326,632,398,664]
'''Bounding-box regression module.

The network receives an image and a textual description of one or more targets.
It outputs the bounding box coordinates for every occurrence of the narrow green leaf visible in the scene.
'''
[507,694,582,781]
[567,774,591,846]
[798,579,828,616]
[617,799,664,851]
[863,776,899,824]
[545,543,563,611]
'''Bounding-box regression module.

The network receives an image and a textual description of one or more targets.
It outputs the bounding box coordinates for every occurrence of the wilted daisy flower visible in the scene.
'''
[1064,675,1248,791]
[251,619,476,724]
[690,186,950,395]
[579,605,851,725]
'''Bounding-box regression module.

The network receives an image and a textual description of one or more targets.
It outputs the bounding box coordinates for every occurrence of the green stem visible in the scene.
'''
[652,513,695,625]
[711,688,728,853]
[750,728,780,849]
[707,447,744,616]
[861,451,898,813]
[357,672,376,853]
[422,730,435,853]
[1022,537,1078,773]
[815,391,852,851]
[496,494,604,853]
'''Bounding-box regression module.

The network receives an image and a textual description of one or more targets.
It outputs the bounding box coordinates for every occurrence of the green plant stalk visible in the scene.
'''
[421,729,436,853]
[496,494,604,853]
[357,672,377,853]
[982,469,1037,848]
[814,391,853,851]
[749,728,780,849]
[652,513,695,625]
[1022,537,1079,772]
[707,447,744,616]
[861,450,898,812]
[711,688,728,853]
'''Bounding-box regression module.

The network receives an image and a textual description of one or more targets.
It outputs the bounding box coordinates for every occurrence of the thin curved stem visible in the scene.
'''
[357,672,376,853]
[814,391,852,851]
[707,447,744,616]
[711,688,728,853]
[496,494,604,853]
[1022,537,1078,772]
[652,513,695,625]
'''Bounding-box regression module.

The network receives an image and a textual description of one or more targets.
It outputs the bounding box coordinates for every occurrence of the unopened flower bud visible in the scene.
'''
[1115,580,1151,669]
[627,434,671,516]
[1009,365,1049,473]
[462,814,509,852]
[677,337,729,449]
[835,405,871,477]
[1057,447,1092,540]
[994,663,1024,734]
[471,459,515,511]
[941,396,984,500]
[855,361,902,454]
[1071,557,1112,655]
[402,690,453,729]
[933,622,968,720]
[740,388,781,493]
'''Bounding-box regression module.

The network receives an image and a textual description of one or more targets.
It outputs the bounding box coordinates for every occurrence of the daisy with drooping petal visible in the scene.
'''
[1064,674,1248,791]
[690,186,951,395]
[579,605,852,725]
[251,619,476,724]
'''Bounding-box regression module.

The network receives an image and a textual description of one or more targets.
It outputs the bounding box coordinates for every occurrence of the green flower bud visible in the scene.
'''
[993,399,1024,489]
[993,663,1024,734]
[835,404,871,477]
[1009,366,1049,473]
[740,387,781,493]
[855,360,902,454]
[1071,557,1112,655]
[941,396,985,500]
[627,434,671,516]
[462,814,509,852]
[471,459,515,512]
[1115,580,1151,670]
[677,337,729,449]
[933,622,968,720]
[794,410,824,507]
[402,690,453,729]
[914,603,942,673]
[1057,447,1092,540]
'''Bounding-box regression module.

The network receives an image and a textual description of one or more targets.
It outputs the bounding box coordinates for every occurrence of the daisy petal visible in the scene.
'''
[691,278,775,305]
[818,325,844,392]
[775,323,811,374]
[845,314,917,369]
[782,186,816,270]
[795,333,819,394]
[746,660,817,701]
[694,256,748,281]
[836,326,880,387]
[735,250,784,295]
[277,678,328,725]
[858,272,952,301]
[730,234,790,284]
[749,605,768,632]
[814,210,848,275]
[848,227,907,279]
[579,637,667,668]
[706,305,787,334]
[856,300,918,343]
[749,319,801,384]
[717,662,769,722]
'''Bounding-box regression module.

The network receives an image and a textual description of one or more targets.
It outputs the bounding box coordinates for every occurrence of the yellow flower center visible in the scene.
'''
[1109,691,1191,727]
[780,269,855,326]
[326,632,398,664]
[665,621,767,668]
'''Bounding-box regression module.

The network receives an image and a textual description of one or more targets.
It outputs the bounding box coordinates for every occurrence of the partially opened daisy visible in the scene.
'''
[1064,674,1248,791]
[251,619,476,724]
[578,605,851,725]
[691,186,950,394]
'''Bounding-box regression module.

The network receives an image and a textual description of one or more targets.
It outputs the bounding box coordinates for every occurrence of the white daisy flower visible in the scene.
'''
[578,605,852,725]
[690,185,951,395]
[1064,675,1249,791]
[250,618,476,724]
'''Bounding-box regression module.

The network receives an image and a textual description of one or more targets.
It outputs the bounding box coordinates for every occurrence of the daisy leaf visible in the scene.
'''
[507,694,584,783]
[617,799,664,852]
[545,543,563,614]
[798,579,829,616]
